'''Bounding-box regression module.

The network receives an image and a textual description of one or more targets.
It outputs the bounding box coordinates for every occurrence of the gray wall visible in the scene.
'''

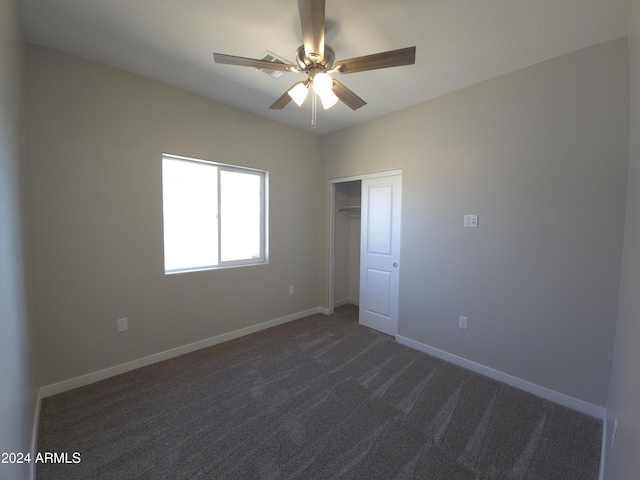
[605,0,640,476]
[25,45,324,386]
[0,1,38,479]
[323,38,629,407]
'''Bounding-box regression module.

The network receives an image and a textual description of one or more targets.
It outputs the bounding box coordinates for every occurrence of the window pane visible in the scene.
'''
[162,159,218,271]
[220,170,261,262]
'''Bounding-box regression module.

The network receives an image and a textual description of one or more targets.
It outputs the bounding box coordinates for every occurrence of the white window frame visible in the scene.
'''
[162,153,268,274]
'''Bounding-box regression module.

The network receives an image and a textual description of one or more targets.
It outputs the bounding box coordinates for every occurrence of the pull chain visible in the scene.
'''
[311,88,317,128]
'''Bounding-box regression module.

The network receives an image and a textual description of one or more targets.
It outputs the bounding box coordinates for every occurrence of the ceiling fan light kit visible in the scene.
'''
[213,0,416,127]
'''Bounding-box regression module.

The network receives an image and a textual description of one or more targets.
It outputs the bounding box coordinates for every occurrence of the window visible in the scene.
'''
[162,154,267,274]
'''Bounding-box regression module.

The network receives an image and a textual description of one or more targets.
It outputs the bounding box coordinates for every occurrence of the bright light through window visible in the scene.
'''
[162,154,267,274]
[220,170,261,262]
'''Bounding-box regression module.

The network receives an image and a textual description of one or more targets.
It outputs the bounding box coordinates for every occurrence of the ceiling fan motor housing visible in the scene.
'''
[296,44,335,71]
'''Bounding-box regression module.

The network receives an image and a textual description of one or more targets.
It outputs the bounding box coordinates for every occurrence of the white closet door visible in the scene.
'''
[359,174,401,336]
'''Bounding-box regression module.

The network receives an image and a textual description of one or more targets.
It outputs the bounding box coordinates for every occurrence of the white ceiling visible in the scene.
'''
[19,0,628,135]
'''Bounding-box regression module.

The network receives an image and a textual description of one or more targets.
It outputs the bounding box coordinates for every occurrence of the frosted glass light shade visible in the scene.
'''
[287,82,309,106]
[319,89,339,109]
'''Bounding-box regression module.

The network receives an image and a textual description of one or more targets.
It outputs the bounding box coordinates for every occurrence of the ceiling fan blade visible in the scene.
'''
[332,79,367,110]
[269,89,294,110]
[333,46,416,75]
[298,0,325,63]
[214,53,298,72]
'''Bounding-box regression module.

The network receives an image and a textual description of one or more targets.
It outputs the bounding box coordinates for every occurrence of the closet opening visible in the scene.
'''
[330,180,362,311]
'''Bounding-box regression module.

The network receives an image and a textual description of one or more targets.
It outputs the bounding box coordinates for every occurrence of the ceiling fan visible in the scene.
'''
[213,0,416,127]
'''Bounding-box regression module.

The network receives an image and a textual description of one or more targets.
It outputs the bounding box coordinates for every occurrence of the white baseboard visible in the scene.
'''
[599,410,607,480]
[334,298,360,308]
[39,307,324,398]
[396,335,606,419]
[334,298,350,307]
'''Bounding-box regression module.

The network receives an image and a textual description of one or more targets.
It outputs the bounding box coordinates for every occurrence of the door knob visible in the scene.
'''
[393,263,398,268]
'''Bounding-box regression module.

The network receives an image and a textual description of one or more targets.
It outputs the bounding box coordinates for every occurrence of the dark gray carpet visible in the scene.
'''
[37,305,602,479]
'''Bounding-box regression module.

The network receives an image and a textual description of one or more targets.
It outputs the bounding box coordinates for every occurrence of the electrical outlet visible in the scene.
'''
[117,318,128,333]
[459,316,469,330]
[289,285,295,295]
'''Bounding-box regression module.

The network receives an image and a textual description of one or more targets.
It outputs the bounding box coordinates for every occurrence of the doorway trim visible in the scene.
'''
[328,169,402,314]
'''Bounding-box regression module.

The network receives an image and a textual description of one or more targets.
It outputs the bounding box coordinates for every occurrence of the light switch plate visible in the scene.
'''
[464,215,478,227]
